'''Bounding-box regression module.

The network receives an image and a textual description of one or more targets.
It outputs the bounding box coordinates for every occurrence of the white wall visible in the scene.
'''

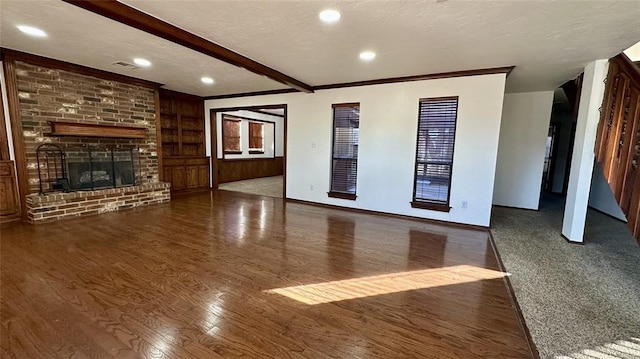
[206,74,507,227]
[562,59,609,242]
[493,91,554,210]
[211,110,284,159]
[589,162,627,221]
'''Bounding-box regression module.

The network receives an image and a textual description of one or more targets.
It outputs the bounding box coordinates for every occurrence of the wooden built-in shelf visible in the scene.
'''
[50,121,146,139]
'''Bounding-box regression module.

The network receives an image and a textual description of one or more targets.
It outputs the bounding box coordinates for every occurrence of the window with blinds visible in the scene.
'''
[411,97,459,212]
[223,117,241,154]
[249,122,264,154]
[329,103,360,200]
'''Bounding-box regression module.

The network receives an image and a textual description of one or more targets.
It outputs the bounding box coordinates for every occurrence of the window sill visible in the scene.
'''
[410,201,451,212]
[248,150,265,154]
[224,151,243,155]
[328,192,357,200]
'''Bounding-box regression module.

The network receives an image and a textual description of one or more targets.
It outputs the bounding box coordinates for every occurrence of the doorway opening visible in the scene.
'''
[210,105,286,199]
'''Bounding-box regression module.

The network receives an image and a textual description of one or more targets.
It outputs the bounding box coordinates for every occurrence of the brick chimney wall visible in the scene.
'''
[15,60,160,193]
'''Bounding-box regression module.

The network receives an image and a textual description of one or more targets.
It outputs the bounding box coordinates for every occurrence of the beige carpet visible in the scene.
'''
[491,194,640,359]
[218,175,283,198]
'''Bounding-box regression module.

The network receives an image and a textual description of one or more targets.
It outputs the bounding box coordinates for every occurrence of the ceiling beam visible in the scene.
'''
[248,109,285,118]
[62,0,314,93]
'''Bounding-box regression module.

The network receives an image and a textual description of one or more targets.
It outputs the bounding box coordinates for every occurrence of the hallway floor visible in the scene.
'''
[218,175,283,198]
[491,195,640,358]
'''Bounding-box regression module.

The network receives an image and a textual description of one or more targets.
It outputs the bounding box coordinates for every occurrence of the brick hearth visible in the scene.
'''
[26,183,170,223]
[14,59,170,222]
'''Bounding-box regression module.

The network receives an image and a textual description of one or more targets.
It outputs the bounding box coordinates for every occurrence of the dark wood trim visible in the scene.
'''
[0,48,161,89]
[223,116,276,159]
[329,102,359,197]
[209,104,291,112]
[247,109,285,118]
[0,79,9,161]
[203,67,516,100]
[285,197,489,231]
[410,201,452,213]
[221,114,276,124]
[332,102,360,108]
[210,110,219,189]
[204,89,299,100]
[327,192,357,200]
[283,105,287,199]
[0,160,20,221]
[2,59,27,221]
[154,89,164,182]
[412,97,459,209]
[314,66,515,91]
[419,96,460,102]
[221,115,241,159]
[487,231,541,359]
[159,88,203,101]
[49,121,147,139]
[210,104,287,198]
[62,0,313,93]
[617,53,640,88]
[220,156,283,163]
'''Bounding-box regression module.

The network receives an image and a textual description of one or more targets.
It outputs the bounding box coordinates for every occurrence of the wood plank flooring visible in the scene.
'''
[1,190,532,358]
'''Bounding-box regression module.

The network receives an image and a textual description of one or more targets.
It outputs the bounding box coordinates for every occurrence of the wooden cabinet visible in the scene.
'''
[159,89,210,195]
[0,160,20,220]
[159,89,206,158]
[163,157,210,194]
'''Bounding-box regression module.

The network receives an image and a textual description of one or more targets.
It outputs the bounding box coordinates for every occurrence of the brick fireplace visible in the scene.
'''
[15,60,170,223]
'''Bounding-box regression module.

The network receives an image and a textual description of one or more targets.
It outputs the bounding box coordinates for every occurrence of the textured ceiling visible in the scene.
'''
[0,0,288,96]
[2,0,640,96]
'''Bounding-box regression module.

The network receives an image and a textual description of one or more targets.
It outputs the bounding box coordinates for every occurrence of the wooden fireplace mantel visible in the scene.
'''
[50,121,146,139]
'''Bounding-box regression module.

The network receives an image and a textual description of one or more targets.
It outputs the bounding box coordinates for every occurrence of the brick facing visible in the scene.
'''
[16,61,160,195]
[26,183,170,223]
[16,61,170,222]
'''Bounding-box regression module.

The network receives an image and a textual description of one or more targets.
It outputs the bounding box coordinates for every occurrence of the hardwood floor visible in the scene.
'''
[1,190,532,358]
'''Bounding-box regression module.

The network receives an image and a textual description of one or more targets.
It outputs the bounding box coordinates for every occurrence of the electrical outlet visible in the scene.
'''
[461,200,468,209]
[310,184,314,191]
[311,142,317,148]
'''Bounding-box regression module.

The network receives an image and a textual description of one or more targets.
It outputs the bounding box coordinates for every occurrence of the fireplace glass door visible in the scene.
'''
[66,146,138,191]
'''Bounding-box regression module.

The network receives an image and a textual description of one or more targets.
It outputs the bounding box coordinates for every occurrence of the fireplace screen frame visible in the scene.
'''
[36,144,141,193]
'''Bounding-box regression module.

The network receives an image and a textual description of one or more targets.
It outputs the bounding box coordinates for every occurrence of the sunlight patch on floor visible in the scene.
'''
[265,265,508,305]
[556,338,640,359]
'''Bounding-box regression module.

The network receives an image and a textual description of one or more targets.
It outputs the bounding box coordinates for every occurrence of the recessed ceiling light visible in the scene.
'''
[359,51,376,61]
[133,58,151,67]
[319,9,341,23]
[201,77,214,85]
[17,25,47,38]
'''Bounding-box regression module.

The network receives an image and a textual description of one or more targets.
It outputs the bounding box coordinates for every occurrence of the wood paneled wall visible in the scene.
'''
[158,89,210,195]
[218,157,284,184]
[0,71,20,221]
[595,53,640,243]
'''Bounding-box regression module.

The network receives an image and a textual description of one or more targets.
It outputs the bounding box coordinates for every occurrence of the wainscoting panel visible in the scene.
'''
[218,157,283,183]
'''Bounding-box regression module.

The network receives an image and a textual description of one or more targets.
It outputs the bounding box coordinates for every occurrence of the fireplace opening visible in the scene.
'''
[36,144,141,193]
[66,146,140,191]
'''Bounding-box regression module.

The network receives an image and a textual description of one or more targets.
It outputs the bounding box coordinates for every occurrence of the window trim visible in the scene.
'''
[222,115,242,156]
[328,102,360,200]
[411,96,459,212]
[248,121,265,154]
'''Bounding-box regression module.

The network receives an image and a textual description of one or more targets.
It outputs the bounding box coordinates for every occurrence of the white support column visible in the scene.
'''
[562,59,608,243]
